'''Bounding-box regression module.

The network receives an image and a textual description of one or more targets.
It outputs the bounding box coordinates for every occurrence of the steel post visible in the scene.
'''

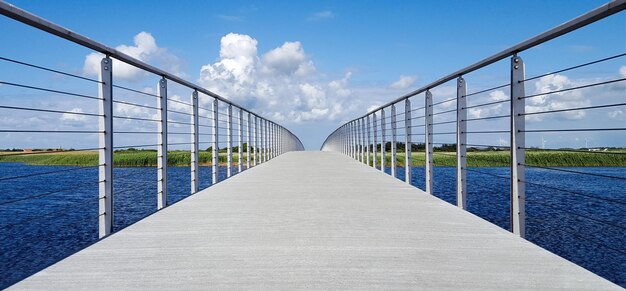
[98,56,113,238]
[227,105,232,177]
[366,115,371,166]
[238,108,243,173]
[425,90,434,194]
[247,112,251,169]
[191,90,199,194]
[391,104,397,177]
[405,99,412,184]
[510,55,526,237]
[211,98,219,184]
[372,112,378,169]
[157,77,168,210]
[457,77,467,209]
[380,109,386,173]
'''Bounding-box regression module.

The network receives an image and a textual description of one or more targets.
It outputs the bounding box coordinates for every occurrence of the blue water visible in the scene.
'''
[1,163,625,287]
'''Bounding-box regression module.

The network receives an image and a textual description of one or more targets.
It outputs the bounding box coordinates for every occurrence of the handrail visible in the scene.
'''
[344,0,626,124]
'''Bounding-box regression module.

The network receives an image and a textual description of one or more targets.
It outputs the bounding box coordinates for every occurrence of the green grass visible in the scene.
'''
[364,150,626,167]
[0,150,258,167]
[1,149,625,167]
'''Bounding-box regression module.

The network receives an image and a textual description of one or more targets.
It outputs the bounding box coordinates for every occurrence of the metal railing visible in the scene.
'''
[322,0,625,237]
[0,1,304,242]
[321,3,626,282]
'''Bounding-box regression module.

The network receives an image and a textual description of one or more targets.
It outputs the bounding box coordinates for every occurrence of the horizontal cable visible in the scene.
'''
[168,131,191,135]
[523,164,626,181]
[113,100,159,111]
[431,97,456,107]
[521,78,626,100]
[431,108,457,116]
[523,53,626,82]
[0,81,101,100]
[464,114,509,122]
[113,144,159,149]
[0,105,101,117]
[464,99,509,110]
[529,199,626,231]
[114,131,158,134]
[112,84,159,98]
[465,83,509,97]
[411,124,426,128]
[431,120,457,126]
[522,179,626,206]
[464,130,509,134]
[520,102,626,116]
[0,197,97,231]
[0,56,101,83]
[0,129,101,133]
[522,127,626,133]
[465,143,510,148]
[0,180,99,207]
[167,120,193,126]
[112,115,160,122]
[431,132,456,135]
[0,147,103,157]
[168,98,193,107]
[411,115,426,120]
[168,142,193,146]
[466,168,510,179]
[410,106,426,112]
[167,109,192,116]
[0,165,97,182]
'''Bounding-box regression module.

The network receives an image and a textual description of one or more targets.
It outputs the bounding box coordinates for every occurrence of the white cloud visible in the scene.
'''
[526,73,590,122]
[620,66,626,78]
[389,75,416,90]
[60,108,86,122]
[608,109,625,121]
[468,89,507,119]
[308,11,334,21]
[197,33,359,123]
[83,32,185,81]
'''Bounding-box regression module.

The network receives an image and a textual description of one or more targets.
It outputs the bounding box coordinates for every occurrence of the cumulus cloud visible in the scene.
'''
[608,109,625,121]
[620,66,626,78]
[198,33,356,122]
[389,75,416,90]
[308,11,334,21]
[526,73,590,122]
[83,32,185,81]
[468,90,508,119]
[60,108,86,122]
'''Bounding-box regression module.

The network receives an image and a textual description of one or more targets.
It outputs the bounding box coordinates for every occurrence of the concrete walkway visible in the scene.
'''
[11,152,619,290]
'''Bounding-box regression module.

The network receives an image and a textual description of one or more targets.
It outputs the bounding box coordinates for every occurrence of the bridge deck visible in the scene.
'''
[11,152,618,290]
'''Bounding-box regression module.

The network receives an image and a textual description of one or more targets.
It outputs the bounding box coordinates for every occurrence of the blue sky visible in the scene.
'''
[0,0,624,150]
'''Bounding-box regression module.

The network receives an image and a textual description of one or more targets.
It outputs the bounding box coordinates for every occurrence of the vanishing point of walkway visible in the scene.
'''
[11,152,619,290]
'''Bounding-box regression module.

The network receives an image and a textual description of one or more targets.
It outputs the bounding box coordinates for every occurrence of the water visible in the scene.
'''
[1,163,624,287]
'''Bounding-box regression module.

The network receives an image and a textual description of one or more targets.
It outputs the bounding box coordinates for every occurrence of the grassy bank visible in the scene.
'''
[1,150,625,167]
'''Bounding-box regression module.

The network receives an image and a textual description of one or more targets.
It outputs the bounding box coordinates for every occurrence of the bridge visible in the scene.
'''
[8,152,619,289]
[1,0,625,289]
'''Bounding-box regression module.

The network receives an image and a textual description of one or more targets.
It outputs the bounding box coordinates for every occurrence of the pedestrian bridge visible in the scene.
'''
[1,0,625,289]
[10,152,617,290]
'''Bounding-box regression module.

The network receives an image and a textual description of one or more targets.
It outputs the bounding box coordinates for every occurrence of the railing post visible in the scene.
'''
[457,77,467,209]
[511,55,526,237]
[405,99,412,184]
[98,56,113,238]
[425,90,433,194]
[253,115,258,166]
[247,112,251,169]
[366,115,371,166]
[157,77,168,210]
[191,90,199,194]
[264,120,269,162]
[361,117,366,164]
[380,109,386,173]
[372,112,378,169]
[227,104,232,178]
[238,108,243,173]
[391,104,397,177]
[350,122,354,159]
[356,119,361,162]
[212,98,219,184]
